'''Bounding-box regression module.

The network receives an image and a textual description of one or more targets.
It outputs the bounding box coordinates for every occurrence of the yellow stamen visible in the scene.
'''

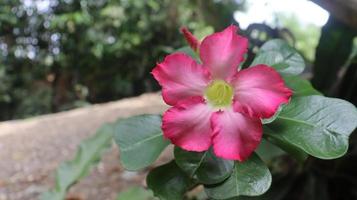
[205,80,234,108]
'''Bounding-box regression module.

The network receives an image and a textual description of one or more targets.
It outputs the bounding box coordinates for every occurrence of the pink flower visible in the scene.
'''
[152,25,292,161]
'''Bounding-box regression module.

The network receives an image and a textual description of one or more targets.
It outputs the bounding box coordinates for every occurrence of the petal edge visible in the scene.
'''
[232,65,292,118]
[211,110,262,161]
[162,96,213,152]
[199,25,248,80]
[152,53,211,106]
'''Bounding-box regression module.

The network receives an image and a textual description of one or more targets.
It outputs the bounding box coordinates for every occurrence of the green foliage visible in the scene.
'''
[113,114,169,170]
[174,147,234,184]
[283,76,321,97]
[255,138,286,163]
[265,95,357,159]
[40,124,114,200]
[147,161,194,200]
[236,175,296,200]
[264,134,308,163]
[204,153,272,199]
[251,39,305,76]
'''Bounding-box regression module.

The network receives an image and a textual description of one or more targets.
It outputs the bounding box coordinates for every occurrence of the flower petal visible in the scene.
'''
[162,96,213,151]
[211,109,262,161]
[152,53,210,106]
[199,25,248,80]
[232,65,293,118]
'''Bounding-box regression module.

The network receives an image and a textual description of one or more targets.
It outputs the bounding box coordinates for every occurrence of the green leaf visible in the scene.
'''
[147,161,193,200]
[113,114,169,171]
[263,132,308,162]
[255,138,285,163]
[117,187,157,200]
[283,76,322,97]
[205,153,272,199]
[265,95,357,159]
[174,147,234,184]
[235,174,296,200]
[251,39,305,75]
[40,124,113,200]
[251,51,284,68]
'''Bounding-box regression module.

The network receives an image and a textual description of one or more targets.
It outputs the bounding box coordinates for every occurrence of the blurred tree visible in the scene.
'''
[0,0,242,120]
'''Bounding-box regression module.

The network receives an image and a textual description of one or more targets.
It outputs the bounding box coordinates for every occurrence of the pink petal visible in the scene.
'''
[199,25,248,80]
[180,27,200,51]
[162,96,213,152]
[152,53,211,106]
[231,65,293,118]
[211,109,262,161]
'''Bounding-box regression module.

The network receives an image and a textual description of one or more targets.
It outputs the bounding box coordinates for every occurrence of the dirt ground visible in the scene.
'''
[0,93,173,200]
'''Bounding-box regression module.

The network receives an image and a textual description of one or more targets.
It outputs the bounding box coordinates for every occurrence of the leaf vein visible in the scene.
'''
[121,133,162,152]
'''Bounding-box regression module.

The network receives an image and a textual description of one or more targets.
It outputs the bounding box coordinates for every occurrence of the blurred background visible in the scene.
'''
[2,0,356,121]
[0,0,357,199]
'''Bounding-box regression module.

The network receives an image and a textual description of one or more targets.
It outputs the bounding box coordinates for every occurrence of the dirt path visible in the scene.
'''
[0,93,172,200]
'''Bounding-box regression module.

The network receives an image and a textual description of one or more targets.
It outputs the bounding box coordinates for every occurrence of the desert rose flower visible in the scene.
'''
[152,25,292,161]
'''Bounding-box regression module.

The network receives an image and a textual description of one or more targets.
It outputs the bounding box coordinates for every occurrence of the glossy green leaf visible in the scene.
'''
[205,153,272,199]
[174,147,234,184]
[265,95,357,159]
[251,39,305,75]
[40,124,113,200]
[264,132,308,162]
[117,187,157,200]
[236,174,296,200]
[251,51,284,68]
[147,161,193,200]
[255,138,285,163]
[284,76,322,97]
[113,114,169,170]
